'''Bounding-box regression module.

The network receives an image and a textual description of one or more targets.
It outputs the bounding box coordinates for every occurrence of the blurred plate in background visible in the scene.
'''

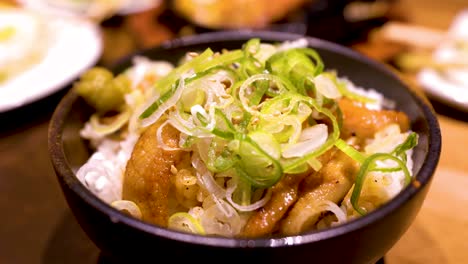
[416,9,468,112]
[19,0,162,20]
[0,8,102,112]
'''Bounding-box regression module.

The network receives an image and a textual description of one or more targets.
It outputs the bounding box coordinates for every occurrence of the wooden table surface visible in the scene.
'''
[0,1,467,263]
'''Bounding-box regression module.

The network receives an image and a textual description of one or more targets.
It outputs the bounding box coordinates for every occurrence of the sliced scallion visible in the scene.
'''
[351,153,412,215]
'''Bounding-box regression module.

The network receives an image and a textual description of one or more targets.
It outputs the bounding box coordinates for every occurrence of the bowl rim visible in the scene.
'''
[48,29,442,248]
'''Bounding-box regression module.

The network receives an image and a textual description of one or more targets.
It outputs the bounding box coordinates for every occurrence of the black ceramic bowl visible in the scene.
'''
[48,30,441,264]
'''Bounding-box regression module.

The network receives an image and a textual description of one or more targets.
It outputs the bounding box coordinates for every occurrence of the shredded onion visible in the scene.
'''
[314,73,341,99]
[111,200,142,220]
[317,200,347,224]
[191,154,226,199]
[239,73,287,115]
[282,124,328,158]
[156,119,180,151]
[200,199,242,236]
[139,76,186,127]
[168,212,205,235]
[226,183,272,211]
[89,110,131,136]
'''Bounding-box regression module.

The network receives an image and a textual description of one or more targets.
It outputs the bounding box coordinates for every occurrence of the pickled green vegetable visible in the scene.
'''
[74,67,131,113]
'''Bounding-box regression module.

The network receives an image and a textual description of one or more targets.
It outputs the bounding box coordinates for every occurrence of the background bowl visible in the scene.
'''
[48,30,441,264]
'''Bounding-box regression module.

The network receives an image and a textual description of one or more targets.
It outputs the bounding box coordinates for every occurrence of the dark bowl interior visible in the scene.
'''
[48,30,441,264]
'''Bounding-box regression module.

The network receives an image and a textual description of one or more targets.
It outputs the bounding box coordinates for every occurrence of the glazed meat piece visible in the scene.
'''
[240,172,307,237]
[338,98,410,139]
[122,120,182,227]
[241,150,337,237]
[280,148,360,235]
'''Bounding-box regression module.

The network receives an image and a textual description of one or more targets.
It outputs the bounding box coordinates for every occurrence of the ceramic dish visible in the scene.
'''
[48,30,441,264]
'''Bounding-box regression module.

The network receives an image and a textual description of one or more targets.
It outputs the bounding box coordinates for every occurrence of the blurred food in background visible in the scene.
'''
[18,0,162,21]
[0,2,102,111]
[0,6,51,83]
[380,11,468,73]
[173,0,310,29]
[374,8,468,111]
[167,0,397,44]
[3,0,403,70]
[309,0,396,42]
[7,0,400,65]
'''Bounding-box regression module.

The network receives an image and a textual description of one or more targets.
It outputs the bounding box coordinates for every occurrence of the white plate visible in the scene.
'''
[416,9,468,112]
[417,69,468,112]
[18,0,162,17]
[0,13,102,112]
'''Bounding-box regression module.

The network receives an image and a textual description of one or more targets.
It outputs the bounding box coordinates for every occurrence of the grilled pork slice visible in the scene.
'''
[280,148,360,235]
[338,98,410,140]
[240,173,307,237]
[241,150,336,237]
[122,120,182,227]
